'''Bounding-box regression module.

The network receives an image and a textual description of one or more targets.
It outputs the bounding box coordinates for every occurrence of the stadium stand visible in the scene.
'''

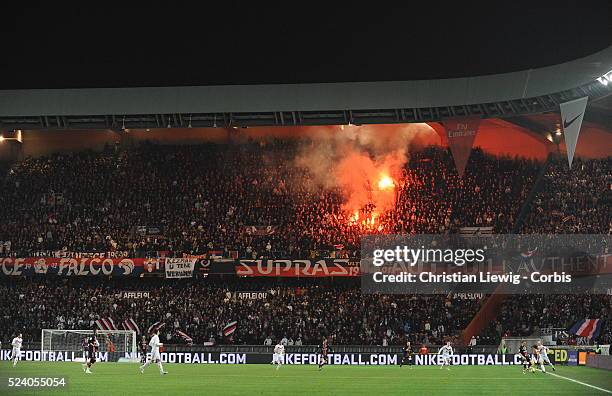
[0,142,541,258]
[0,140,609,347]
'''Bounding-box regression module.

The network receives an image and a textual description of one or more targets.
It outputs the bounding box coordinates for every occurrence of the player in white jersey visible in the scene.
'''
[438,341,453,370]
[140,328,168,375]
[272,343,285,370]
[529,344,540,372]
[11,333,23,367]
[537,342,555,372]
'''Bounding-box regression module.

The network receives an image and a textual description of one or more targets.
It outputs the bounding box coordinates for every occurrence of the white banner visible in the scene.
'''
[234,291,268,300]
[164,258,196,278]
[560,96,588,168]
[115,291,151,299]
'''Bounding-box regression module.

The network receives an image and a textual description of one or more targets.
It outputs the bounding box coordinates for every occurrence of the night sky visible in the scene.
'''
[1,1,611,89]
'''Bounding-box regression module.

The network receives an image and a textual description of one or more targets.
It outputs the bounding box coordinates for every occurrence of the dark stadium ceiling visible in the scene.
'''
[1,2,611,89]
[1,3,611,135]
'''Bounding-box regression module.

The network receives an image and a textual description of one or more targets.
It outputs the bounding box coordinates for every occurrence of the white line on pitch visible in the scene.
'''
[547,371,612,394]
[154,374,541,380]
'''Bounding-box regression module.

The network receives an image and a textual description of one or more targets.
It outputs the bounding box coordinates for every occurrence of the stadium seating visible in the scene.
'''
[0,142,544,258]
[0,141,609,346]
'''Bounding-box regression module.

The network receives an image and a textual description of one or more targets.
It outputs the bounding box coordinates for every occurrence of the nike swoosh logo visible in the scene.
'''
[563,113,582,129]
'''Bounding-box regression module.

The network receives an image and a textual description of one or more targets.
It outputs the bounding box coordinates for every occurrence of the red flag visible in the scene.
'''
[95,319,108,331]
[223,321,238,337]
[101,318,117,331]
[147,321,165,334]
[107,318,118,331]
[96,317,117,331]
[123,318,141,334]
[176,330,193,345]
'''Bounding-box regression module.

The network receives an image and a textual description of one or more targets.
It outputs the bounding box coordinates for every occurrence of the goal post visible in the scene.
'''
[500,337,542,354]
[41,329,137,360]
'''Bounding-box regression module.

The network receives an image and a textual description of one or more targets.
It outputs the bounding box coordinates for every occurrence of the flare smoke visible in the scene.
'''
[295,123,437,215]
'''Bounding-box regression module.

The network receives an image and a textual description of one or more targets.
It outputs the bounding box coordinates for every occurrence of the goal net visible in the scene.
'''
[41,329,137,359]
[500,337,542,354]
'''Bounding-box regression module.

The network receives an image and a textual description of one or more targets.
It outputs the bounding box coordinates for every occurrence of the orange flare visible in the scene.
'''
[377,175,394,190]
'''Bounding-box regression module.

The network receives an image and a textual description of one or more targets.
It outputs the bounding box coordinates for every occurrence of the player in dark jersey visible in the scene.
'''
[318,338,330,370]
[81,338,88,360]
[518,341,530,373]
[82,334,99,374]
[399,341,413,368]
[139,336,148,365]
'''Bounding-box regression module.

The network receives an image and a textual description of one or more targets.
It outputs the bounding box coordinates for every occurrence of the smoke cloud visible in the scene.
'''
[294,123,437,217]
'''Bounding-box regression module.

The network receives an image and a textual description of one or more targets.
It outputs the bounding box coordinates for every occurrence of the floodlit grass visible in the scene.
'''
[0,362,611,395]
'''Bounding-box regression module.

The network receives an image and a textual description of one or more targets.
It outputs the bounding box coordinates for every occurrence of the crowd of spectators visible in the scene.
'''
[480,294,612,345]
[0,141,540,258]
[0,277,481,347]
[522,156,610,234]
[476,155,611,345]
[2,277,608,347]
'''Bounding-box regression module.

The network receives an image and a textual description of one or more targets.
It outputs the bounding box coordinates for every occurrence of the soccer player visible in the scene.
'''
[82,334,99,374]
[438,341,453,370]
[140,335,148,365]
[399,341,412,368]
[518,341,530,373]
[81,338,88,361]
[11,333,23,367]
[537,341,555,372]
[529,344,540,373]
[318,338,330,370]
[140,328,167,375]
[272,342,285,370]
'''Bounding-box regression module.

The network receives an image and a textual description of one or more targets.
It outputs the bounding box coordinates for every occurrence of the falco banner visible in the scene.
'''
[443,117,481,178]
[0,257,148,276]
[560,96,588,168]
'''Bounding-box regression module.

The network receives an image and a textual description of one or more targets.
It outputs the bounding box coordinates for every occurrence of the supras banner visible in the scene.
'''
[235,259,361,277]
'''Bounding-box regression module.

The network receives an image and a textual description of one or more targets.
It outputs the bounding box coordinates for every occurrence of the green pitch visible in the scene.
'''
[1,362,611,395]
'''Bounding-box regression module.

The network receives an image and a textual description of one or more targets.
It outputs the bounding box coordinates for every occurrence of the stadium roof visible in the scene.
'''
[0,45,611,130]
